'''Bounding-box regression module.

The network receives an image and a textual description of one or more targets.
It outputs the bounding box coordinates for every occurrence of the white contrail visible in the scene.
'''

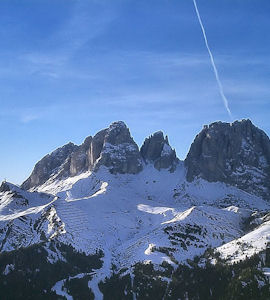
[192,0,232,119]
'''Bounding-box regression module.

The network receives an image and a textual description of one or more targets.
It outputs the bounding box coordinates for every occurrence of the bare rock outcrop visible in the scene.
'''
[21,121,144,189]
[140,131,178,171]
[185,119,270,199]
[21,143,77,190]
[69,136,92,176]
[95,121,143,174]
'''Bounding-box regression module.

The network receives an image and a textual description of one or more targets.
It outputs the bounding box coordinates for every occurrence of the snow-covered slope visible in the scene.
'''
[217,216,270,264]
[0,182,58,251]
[2,164,269,269]
[1,119,270,298]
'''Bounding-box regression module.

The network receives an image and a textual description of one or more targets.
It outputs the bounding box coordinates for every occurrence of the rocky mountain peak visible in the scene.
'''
[140,131,178,171]
[21,121,146,189]
[95,121,143,174]
[185,119,270,199]
[23,119,270,196]
[0,181,12,192]
[0,181,28,197]
[104,121,134,145]
[21,142,78,190]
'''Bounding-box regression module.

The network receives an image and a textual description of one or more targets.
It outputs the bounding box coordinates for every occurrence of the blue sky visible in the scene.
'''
[1,0,270,184]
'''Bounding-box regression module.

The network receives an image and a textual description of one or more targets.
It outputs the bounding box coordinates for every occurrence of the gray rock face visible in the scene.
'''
[64,130,108,177]
[21,121,145,189]
[88,129,107,166]
[69,136,92,176]
[20,119,270,199]
[0,181,11,192]
[67,122,143,175]
[21,143,77,190]
[95,121,143,174]
[185,119,270,199]
[68,122,143,175]
[140,131,178,171]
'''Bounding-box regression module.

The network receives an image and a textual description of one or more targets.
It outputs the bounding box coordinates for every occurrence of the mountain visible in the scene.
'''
[140,131,178,171]
[21,121,179,192]
[21,142,77,190]
[1,119,270,299]
[185,119,270,199]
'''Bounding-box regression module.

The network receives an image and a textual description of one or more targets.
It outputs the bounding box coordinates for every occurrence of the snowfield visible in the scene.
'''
[217,219,270,264]
[1,163,270,297]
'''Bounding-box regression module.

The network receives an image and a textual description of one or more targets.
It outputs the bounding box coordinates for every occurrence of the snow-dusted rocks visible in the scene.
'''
[21,122,145,189]
[140,131,178,171]
[0,181,12,193]
[0,182,56,251]
[95,121,143,174]
[22,121,180,190]
[185,119,270,200]
[21,142,77,190]
[69,121,143,175]
[68,121,144,175]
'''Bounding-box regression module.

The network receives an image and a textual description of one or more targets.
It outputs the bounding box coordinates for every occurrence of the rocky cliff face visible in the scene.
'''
[69,121,143,175]
[69,136,92,176]
[23,119,270,198]
[22,122,179,190]
[22,122,151,189]
[21,143,77,190]
[95,121,143,174]
[64,129,108,177]
[185,119,270,199]
[140,131,178,171]
[88,129,107,166]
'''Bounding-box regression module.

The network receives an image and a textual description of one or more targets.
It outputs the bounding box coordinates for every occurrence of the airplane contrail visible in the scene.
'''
[192,0,232,119]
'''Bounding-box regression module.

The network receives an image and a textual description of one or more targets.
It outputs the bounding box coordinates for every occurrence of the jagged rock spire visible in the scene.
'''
[140,131,178,171]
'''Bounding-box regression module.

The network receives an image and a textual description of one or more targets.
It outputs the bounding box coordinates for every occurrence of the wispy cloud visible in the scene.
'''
[20,113,40,123]
[0,2,118,81]
[0,105,63,124]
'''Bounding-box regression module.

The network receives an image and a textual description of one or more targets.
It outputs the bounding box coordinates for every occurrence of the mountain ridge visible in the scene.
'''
[1,118,270,299]
[21,120,179,190]
[21,119,270,201]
